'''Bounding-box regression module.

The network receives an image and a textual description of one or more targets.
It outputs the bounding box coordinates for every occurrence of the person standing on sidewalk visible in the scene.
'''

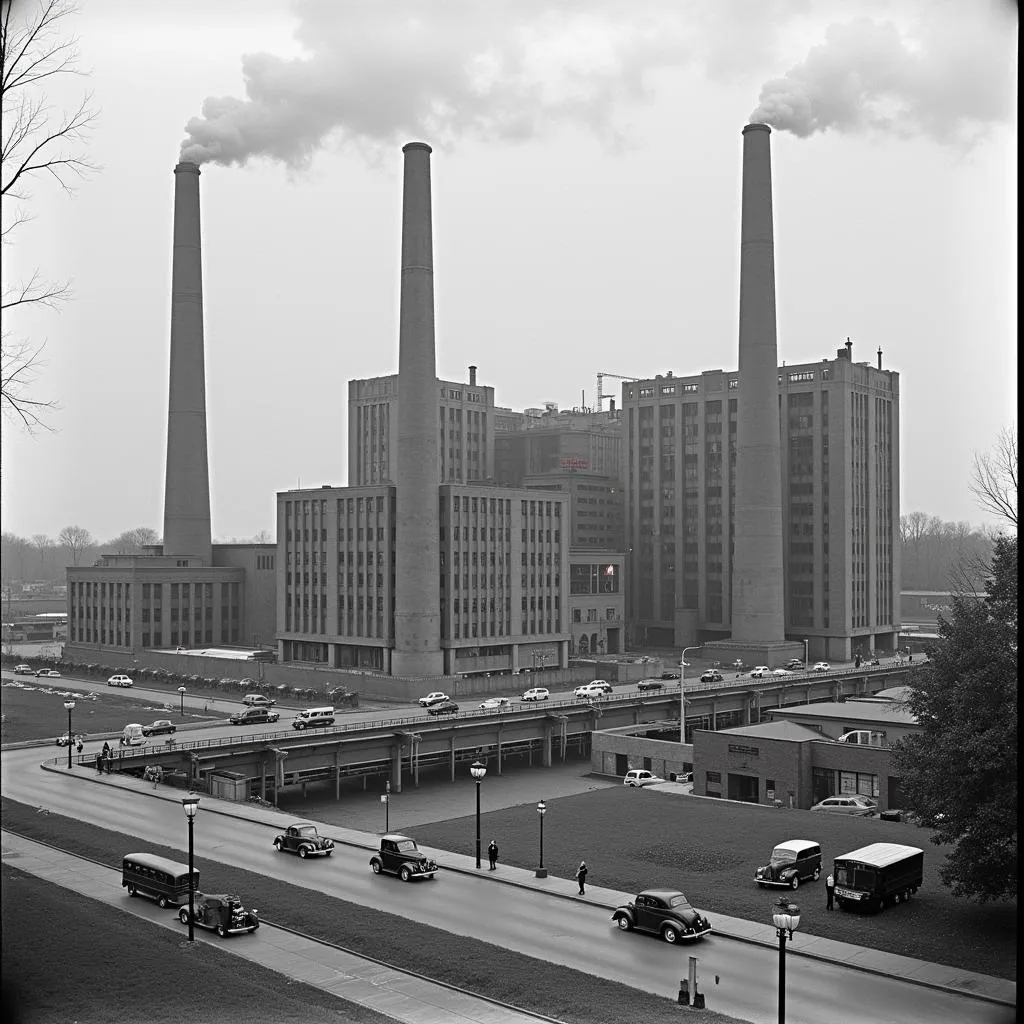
[575,860,588,895]
[826,872,835,911]
[487,840,499,870]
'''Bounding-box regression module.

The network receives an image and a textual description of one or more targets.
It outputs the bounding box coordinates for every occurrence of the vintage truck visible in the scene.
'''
[833,843,923,913]
[178,892,259,936]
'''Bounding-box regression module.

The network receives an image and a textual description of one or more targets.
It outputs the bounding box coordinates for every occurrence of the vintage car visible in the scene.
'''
[107,674,134,687]
[636,678,664,691]
[35,668,62,678]
[418,691,450,708]
[55,733,83,747]
[755,839,822,889]
[369,834,439,881]
[478,696,512,711]
[273,822,334,858]
[178,892,259,936]
[700,670,723,683]
[228,707,280,726]
[611,889,712,944]
[141,719,177,737]
[623,769,664,788]
[242,693,276,707]
[14,664,34,675]
[427,699,460,716]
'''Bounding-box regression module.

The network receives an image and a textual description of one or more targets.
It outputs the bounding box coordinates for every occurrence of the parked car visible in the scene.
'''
[810,795,877,816]
[623,769,663,788]
[478,696,512,711]
[755,840,822,889]
[369,834,438,881]
[141,720,177,737]
[813,662,831,672]
[35,668,61,678]
[785,659,805,670]
[700,670,723,683]
[273,822,334,858]
[229,707,280,726]
[636,678,664,691]
[521,687,551,702]
[242,693,275,707]
[178,892,259,936]
[13,664,33,675]
[749,666,771,678]
[107,674,134,688]
[418,691,450,708]
[611,890,711,944]
[427,699,460,716]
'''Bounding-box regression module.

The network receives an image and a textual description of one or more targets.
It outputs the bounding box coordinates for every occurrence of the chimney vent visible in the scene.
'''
[469,365,477,386]
[609,398,616,413]
[877,347,882,370]
[846,338,853,360]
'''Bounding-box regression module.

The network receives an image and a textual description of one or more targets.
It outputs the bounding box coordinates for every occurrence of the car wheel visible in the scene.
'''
[893,892,902,904]
[178,908,189,925]
[299,846,308,859]
[813,867,821,881]
[217,925,228,937]
[616,916,633,931]
[295,722,306,730]
[662,925,680,944]
[790,875,800,890]
[399,866,412,882]
[371,860,382,874]
[127,884,137,897]
[274,838,283,852]
[158,895,169,909]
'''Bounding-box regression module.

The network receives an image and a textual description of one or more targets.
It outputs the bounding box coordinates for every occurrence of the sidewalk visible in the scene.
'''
[33,759,1017,1010]
[1,829,561,1024]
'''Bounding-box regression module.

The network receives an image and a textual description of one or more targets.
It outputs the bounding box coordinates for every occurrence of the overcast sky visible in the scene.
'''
[1,0,1016,544]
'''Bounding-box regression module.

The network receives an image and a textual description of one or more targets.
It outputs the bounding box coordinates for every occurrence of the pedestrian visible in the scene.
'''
[95,752,104,774]
[76,735,84,754]
[488,840,499,870]
[825,872,835,911]
[575,860,588,895]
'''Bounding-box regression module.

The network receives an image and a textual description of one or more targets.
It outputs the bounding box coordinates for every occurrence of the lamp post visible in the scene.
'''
[535,800,547,878]
[802,640,808,672]
[178,685,187,717]
[680,646,702,745]
[63,699,75,770]
[384,778,391,833]
[470,760,487,869]
[182,795,201,942]
[772,897,801,1024]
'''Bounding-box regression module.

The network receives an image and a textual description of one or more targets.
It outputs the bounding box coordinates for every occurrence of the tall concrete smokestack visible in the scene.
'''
[162,162,212,563]
[731,124,785,644]
[392,142,443,677]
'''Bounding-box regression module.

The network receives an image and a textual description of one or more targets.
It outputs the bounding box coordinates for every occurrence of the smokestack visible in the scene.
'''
[609,397,616,413]
[392,142,443,677]
[731,123,785,643]
[877,347,882,370]
[469,365,477,386]
[846,338,853,360]
[162,162,212,562]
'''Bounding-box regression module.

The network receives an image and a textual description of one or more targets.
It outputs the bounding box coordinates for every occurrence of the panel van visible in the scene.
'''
[292,706,335,730]
[122,852,199,908]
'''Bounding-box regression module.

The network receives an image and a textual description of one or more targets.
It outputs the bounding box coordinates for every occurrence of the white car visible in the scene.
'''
[813,662,831,672]
[623,769,664,788]
[772,668,794,676]
[107,674,134,688]
[479,696,512,711]
[521,687,550,702]
[574,681,612,699]
[418,691,450,708]
[749,666,771,678]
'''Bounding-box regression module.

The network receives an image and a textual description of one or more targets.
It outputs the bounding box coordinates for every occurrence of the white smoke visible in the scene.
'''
[750,5,1016,146]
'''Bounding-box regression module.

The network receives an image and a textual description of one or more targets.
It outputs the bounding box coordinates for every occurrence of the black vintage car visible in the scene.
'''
[427,699,460,716]
[611,889,711,944]
[273,822,334,858]
[369,834,438,881]
[178,892,259,936]
[636,679,664,691]
[228,707,280,726]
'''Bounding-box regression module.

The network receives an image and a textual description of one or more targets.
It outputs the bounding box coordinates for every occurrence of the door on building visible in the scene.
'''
[606,628,621,654]
[888,776,904,809]
[727,773,760,803]
[615,753,629,777]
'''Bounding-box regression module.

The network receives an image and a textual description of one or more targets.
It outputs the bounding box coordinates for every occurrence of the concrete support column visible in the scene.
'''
[449,735,456,782]
[559,639,569,668]
[542,723,553,767]
[390,744,403,793]
[334,751,340,800]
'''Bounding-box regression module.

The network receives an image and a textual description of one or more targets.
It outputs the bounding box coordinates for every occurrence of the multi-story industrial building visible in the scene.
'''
[622,342,900,660]
[348,368,496,486]
[276,483,570,676]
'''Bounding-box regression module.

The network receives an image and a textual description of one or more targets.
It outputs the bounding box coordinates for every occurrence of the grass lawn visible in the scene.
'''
[0,680,219,744]
[403,785,1018,981]
[0,863,395,1024]
[0,798,742,1024]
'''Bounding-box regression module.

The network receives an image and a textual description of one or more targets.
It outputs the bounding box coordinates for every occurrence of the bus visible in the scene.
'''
[122,852,199,909]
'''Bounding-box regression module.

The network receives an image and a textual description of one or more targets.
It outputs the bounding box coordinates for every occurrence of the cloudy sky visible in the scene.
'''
[1,0,1016,544]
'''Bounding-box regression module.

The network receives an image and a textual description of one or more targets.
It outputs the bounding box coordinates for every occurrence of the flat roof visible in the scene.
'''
[765,702,918,726]
[717,720,824,742]
[835,843,923,868]
[159,648,266,661]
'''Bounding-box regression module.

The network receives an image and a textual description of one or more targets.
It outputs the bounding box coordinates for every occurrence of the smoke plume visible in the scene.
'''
[750,7,1015,146]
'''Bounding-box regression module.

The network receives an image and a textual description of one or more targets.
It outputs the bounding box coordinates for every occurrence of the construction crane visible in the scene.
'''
[596,371,640,409]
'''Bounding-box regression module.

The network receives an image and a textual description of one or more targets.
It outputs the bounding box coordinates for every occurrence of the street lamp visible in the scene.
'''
[182,795,201,942]
[178,685,187,717]
[470,760,487,869]
[772,897,801,1024]
[802,640,808,672]
[535,800,547,878]
[63,699,75,770]
[384,778,391,833]
[680,645,702,745]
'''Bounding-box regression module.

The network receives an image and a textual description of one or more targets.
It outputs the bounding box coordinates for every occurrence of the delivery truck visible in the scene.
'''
[833,842,924,913]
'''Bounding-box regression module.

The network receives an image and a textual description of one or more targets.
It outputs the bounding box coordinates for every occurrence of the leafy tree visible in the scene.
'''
[892,535,1018,902]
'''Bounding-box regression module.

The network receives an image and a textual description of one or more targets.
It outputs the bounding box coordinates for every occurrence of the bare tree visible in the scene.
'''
[970,425,1018,531]
[1,0,97,431]
[252,529,272,543]
[104,526,160,554]
[29,531,53,573]
[57,522,91,564]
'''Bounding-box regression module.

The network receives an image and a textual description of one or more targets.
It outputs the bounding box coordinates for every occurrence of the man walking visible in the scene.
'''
[488,840,499,870]
[825,872,835,911]
[575,860,588,895]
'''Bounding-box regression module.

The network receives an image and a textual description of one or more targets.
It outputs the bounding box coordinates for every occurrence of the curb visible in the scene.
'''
[34,760,1016,1010]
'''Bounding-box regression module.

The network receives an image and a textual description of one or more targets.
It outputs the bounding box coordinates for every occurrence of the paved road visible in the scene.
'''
[1,746,1012,1024]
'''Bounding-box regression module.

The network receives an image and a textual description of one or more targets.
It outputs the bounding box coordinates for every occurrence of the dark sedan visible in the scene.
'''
[612,890,712,944]
[427,700,460,716]
[228,707,280,726]
[636,679,664,692]
[141,719,177,737]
